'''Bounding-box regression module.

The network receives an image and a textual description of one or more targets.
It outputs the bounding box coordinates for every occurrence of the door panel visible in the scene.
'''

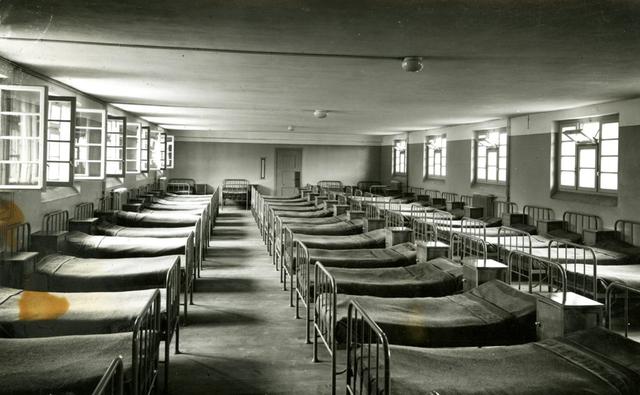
[276,148,302,196]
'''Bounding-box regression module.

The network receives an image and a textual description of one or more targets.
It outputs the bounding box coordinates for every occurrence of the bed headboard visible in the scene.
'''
[356,181,379,192]
[43,210,69,233]
[1,222,31,254]
[111,188,128,211]
[441,192,458,202]
[522,205,554,226]
[317,180,343,192]
[460,195,473,206]
[450,232,489,266]
[563,211,602,235]
[424,189,440,199]
[222,179,249,191]
[614,219,640,247]
[74,202,95,220]
[494,201,518,217]
[407,186,424,196]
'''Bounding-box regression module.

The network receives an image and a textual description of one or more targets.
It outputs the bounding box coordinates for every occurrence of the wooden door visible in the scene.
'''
[275,148,302,196]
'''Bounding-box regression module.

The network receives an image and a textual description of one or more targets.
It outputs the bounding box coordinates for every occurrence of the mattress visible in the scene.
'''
[285,219,363,236]
[271,206,325,212]
[281,214,346,224]
[28,254,178,292]
[142,208,204,216]
[371,327,640,394]
[326,258,463,297]
[295,228,386,250]
[308,242,416,269]
[529,246,630,265]
[595,239,640,265]
[331,280,536,347]
[153,198,210,206]
[95,220,195,238]
[62,231,188,259]
[266,200,315,207]
[146,203,208,211]
[107,210,201,228]
[0,287,156,338]
[274,209,333,218]
[0,333,133,395]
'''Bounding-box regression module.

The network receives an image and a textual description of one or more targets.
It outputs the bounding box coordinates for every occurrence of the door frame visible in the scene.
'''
[275,148,303,196]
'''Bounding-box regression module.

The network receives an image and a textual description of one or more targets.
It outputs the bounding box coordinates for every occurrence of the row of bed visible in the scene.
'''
[251,180,640,394]
[0,179,220,395]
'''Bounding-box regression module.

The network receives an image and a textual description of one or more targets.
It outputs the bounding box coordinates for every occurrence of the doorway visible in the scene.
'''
[275,148,302,196]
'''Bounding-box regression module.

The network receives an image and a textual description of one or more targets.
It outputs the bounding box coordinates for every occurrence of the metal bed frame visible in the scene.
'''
[460,194,474,207]
[318,180,343,194]
[522,204,555,226]
[74,202,95,220]
[614,219,640,247]
[1,222,31,256]
[441,191,458,203]
[92,356,124,395]
[222,178,250,209]
[342,251,581,395]
[167,178,197,195]
[426,209,453,242]
[563,211,602,235]
[43,210,69,233]
[494,200,518,217]
[357,181,380,193]
[547,239,598,299]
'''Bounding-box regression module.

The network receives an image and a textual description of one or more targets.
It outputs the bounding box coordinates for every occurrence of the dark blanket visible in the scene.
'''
[275,209,333,218]
[546,228,583,243]
[267,201,315,207]
[0,333,132,395]
[286,219,363,236]
[0,287,156,338]
[327,258,463,297]
[146,203,207,211]
[309,242,416,268]
[377,327,640,394]
[62,231,187,259]
[282,215,345,224]
[272,206,324,212]
[332,280,536,347]
[295,229,386,250]
[595,239,640,265]
[107,210,200,228]
[142,208,204,216]
[28,254,178,292]
[95,220,194,238]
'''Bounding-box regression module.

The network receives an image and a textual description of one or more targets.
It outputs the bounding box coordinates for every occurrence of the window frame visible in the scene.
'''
[0,84,48,190]
[474,128,508,185]
[392,139,407,175]
[556,114,619,195]
[423,134,447,180]
[159,132,167,170]
[46,95,76,187]
[166,134,175,169]
[106,115,126,178]
[74,108,106,180]
[125,122,142,174]
[140,126,150,173]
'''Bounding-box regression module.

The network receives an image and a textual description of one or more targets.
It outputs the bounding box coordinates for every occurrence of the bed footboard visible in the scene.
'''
[345,300,390,395]
[313,262,339,391]
[132,289,161,395]
[295,241,313,343]
[92,356,124,395]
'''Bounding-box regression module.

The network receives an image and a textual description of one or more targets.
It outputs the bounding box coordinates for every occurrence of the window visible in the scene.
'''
[46,96,76,186]
[149,130,162,171]
[475,128,507,183]
[558,115,618,193]
[75,109,106,180]
[0,85,47,190]
[159,132,167,170]
[140,126,150,173]
[106,115,126,177]
[166,135,175,169]
[125,122,141,174]
[424,134,447,178]
[392,139,407,174]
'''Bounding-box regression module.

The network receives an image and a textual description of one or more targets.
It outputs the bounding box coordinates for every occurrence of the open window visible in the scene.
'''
[75,109,106,180]
[140,126,150,173]
[166,135,175,169]
[125,122,141,174]
[106,115,126,177]
[558,115,618,193]
[159,132,167,170]
[392,139,407,175]
[475,128,508,184]
[0,85,47,190]
[46,96,76,186]
[424,134,447,179]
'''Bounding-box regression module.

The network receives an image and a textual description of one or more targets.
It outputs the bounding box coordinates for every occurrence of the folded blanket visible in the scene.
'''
[286,219,363,236]
[95,220,194,238]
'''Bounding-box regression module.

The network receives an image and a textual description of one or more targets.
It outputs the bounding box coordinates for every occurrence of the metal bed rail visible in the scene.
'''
[496,226,533,262]
[460,194,473,207]
[318,180,343,192]
[563,211,602,235]
[1,222,31,255]
[522,204,555,226]
[460,217,487,239]
[295,241,314,344]
[605,282,639,337]
[43,210,69,233]
[494,200,518,217]
[283,225,296,305]
[450,232,489,266]
[313,262,340,393]
[92,356,124,395]
[441,191,458,203]
[507,250,568,303]
[548,239,598,299]
[131,289,161,395]
[384,210,405,229]
[162,260,181,392]
[424,189,440,199]
[345,300,390,395]
[221,178,249,209]
[614,219,640,247]
[426,209,453,243]
[74,202,95,220]
[411,218,438,243]
[357,181,380,192]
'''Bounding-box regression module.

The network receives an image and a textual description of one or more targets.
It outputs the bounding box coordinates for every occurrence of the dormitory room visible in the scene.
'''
[0,1,640,394]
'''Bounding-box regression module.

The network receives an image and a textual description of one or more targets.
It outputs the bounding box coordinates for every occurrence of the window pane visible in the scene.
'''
[601,140,618,156]
[499,133,507,146]
[1,90,40,113]
[428,165,434,175]
[106,147,122,160]
[47,142,70,161]
[434,167,441,176]
[48,101,71,120]
[600,173,618,190]
[76,112,103,128]
[442,166,447,176]
[1,114,40,137]
[477,168,486,180]
[106,161,123,174]
[478,157,486,168]
[488,166,497,181]
[107,133,123,146]
[498,169,507,182]
[0,163,40,185]
[561,141,576,156]
[579,169,596,188]
[560,171,575,187]
[477,146,486,157]
[600,156,618,173]
[601,122,619,140]
[499,157,507,169]
[47,162,70,182]
[561,156,575,171]
[579,148,596,168]
[0,139,40,161]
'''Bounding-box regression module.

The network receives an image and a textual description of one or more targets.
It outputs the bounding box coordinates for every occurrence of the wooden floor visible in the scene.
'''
[168,207,332,394]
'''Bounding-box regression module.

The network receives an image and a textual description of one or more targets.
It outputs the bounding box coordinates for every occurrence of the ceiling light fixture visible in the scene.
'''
[401,57,423,72]
[313,110,328,119]
[287,125,295,132]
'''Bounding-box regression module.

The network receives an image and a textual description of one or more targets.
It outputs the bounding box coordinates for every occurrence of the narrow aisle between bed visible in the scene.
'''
[168,207,331,394]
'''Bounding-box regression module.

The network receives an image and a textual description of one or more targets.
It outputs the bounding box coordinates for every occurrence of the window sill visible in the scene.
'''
[41,186,80,203]
[551,190,618,207]
[423,176,445,183]
[106,177,124,189]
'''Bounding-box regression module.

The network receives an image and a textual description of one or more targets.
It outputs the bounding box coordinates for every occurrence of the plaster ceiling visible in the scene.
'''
[0,0,639,143]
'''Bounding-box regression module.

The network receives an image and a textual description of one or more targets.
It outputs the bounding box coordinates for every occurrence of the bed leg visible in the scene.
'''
[295,288,300,319]
[175,322,180,354]
[290,272,295,307]
[312,323,319,363]
[306,298,311,344]
[164,341,170,394]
